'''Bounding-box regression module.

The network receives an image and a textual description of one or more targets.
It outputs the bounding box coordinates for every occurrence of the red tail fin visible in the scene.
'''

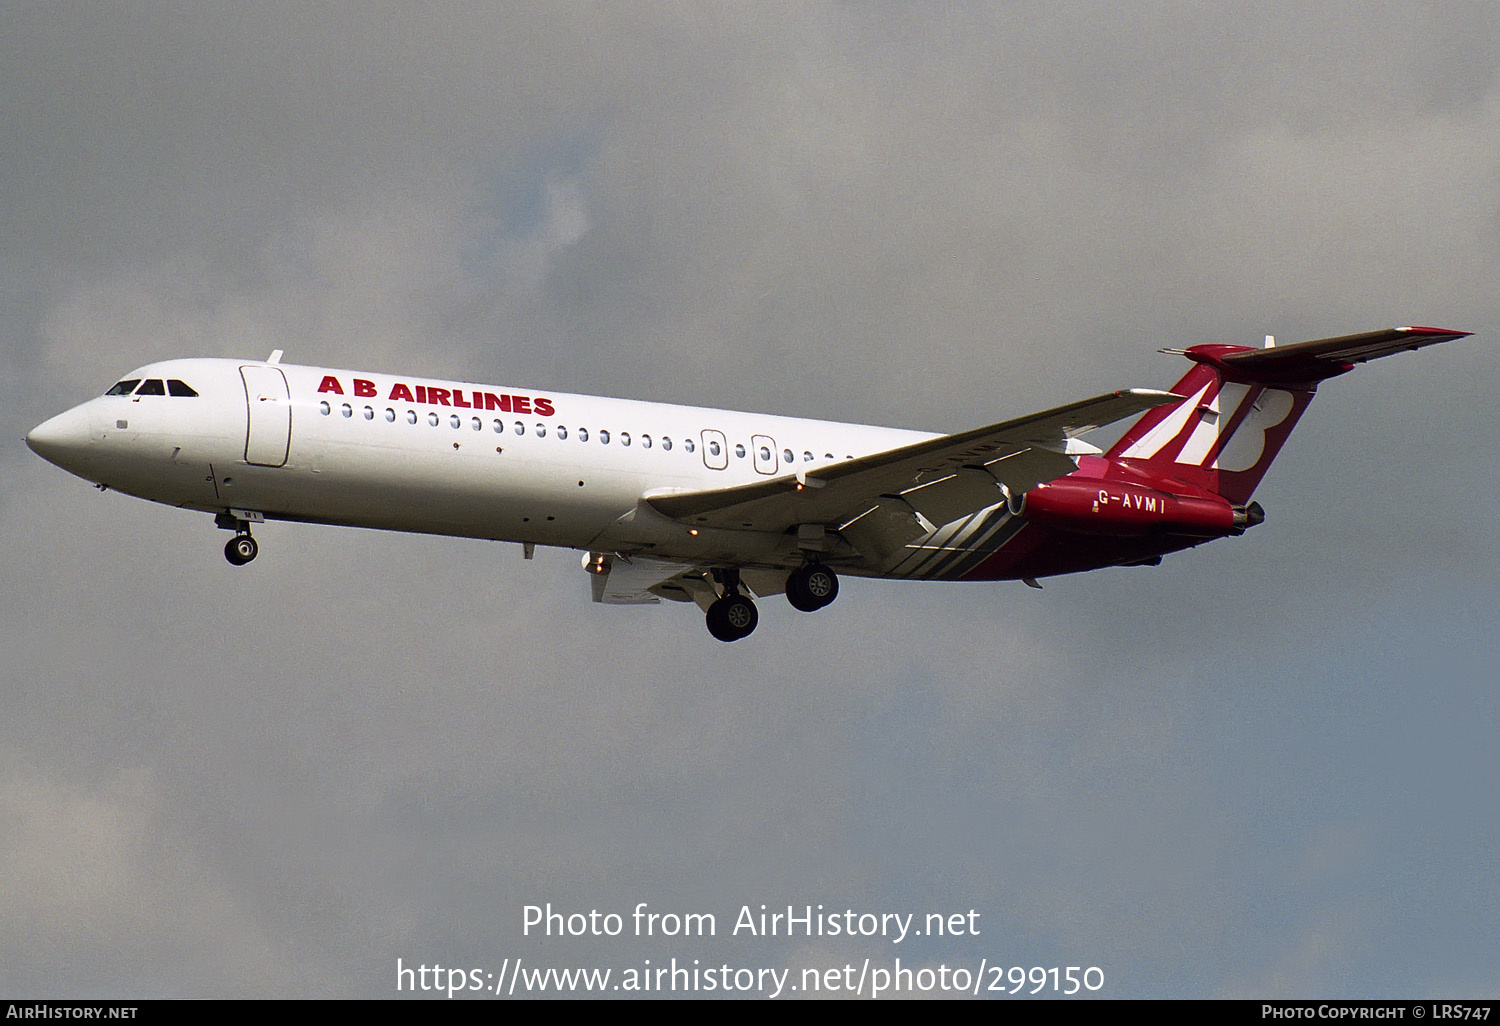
[1104,349,1315,506]
[1105,327,1471,505]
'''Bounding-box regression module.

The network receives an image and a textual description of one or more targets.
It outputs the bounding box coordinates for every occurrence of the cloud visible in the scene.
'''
[5,1,1499,999]
[0,757,304,996]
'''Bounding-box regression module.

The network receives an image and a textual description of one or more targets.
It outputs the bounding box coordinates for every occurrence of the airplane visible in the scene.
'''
[26,325,1471,641]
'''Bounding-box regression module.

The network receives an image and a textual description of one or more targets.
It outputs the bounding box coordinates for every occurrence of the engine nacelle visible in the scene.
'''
[1021,477,1239,537]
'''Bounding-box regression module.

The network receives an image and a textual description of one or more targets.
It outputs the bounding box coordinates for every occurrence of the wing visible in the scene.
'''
[645,388,1181,562]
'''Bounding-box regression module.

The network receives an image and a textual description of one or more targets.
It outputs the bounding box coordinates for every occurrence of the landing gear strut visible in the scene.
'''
[786,562,838,612]
[705,568,758,642]
[216,511,259,566]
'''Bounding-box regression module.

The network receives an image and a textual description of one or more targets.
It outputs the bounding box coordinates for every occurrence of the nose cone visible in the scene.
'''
[27,405,95,472]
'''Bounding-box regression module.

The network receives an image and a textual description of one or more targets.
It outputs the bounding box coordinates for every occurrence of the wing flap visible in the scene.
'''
[838,499,930,562]
[586,553,788,608]
[979,445,1086,497]
[899,468,1005,527]
[588,554,699,605]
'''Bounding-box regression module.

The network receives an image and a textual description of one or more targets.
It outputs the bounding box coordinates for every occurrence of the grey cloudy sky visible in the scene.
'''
[3,2,1497,999]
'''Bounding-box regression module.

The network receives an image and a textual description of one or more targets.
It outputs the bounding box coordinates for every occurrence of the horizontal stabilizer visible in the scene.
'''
[1221,326,1471,382]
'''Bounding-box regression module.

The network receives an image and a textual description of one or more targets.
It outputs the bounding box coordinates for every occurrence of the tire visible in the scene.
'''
[786,564,838,612]
[225,535,258,566]
[706,595,758,641]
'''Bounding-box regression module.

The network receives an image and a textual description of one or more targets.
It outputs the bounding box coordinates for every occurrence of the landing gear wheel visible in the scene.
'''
[225,534,258,566]
[786,563,838,612]
[706,594,758,642]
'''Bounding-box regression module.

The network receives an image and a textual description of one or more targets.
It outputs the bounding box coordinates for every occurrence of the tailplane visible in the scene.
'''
[1104,326,1470,506]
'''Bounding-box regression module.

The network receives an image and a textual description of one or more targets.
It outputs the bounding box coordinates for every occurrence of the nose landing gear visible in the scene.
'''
[215,511,261,566]
[224,533,259,566]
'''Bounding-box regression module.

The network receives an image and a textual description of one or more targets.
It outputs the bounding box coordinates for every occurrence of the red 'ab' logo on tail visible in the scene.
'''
[1212,388,1296,473]
[1105,352,1320,507]
[1117,382,1296,474]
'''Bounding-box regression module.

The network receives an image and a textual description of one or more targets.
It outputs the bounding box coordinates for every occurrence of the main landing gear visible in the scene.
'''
[785,562,838,612]
[703,563,841,642]
[705,568,758,642]
[706,592,758,642]
[216,512,259,566]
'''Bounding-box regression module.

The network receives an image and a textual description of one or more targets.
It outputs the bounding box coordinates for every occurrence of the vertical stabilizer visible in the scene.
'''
[1105,326,1471,506]
[1104,351,1315,505]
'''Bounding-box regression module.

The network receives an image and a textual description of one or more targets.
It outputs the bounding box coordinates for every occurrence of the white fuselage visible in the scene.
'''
[28,357,935,572]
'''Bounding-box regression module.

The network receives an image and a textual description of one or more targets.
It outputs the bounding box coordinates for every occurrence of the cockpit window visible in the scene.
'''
[167,379,199,397]
[136,379,166,396]
[105,379,141,396]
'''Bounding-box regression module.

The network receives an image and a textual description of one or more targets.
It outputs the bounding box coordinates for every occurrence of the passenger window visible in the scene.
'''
[620,432,631,447]
[319,401,331,415]
[600,430,610,444]
[684,438,694,453]
[734,443,745,458]
[578,428,588,442]
[557,425,568,440]
[136,379,166,396]
[494,419,504,433]
[708,440,721,456]
[342,404,353,418]
[472,417,482,431]
[514,421,524,435]
[364,406,374,420]
[641,434,652,449]
[535,424,546,438]
[760,446,772,461]
[428,412,440,426]
[167,379,198,397]
[783,449,793,463]
[407,410,418,424]
[450,414,461,428]
[803,451,813,462]
[662,437,672,451]
[105,379,141,396]
[385,408,395,422]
